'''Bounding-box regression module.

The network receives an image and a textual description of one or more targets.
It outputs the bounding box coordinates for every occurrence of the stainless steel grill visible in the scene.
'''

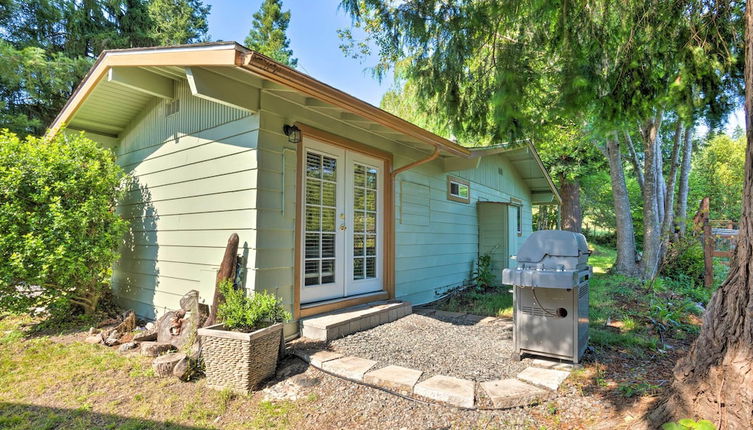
[502,230,591,363]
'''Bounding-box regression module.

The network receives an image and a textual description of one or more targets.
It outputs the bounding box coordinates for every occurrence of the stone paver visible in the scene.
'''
[321,356,377,381]
[364,365,423,392]
[301,301,412,341]
[517,366,571,391]
[413,375,475,408]
[300,350,343,367]
[481,378,552,409]
[529,358,581,371]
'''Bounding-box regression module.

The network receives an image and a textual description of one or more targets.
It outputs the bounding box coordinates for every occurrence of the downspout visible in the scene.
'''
[390,147,441,178]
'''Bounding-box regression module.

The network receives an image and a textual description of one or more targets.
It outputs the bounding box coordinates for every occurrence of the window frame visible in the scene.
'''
[511,198,523,236]
[446,175,471,204]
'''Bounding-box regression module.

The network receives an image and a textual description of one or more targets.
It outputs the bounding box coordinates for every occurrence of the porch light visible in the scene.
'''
[283,124,301,143]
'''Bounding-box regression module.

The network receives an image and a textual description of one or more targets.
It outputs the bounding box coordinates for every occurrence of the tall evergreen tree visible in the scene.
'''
[0,0,211,136]
[245,0,297,67]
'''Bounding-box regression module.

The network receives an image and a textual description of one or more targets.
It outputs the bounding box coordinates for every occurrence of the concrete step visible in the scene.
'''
[300,301,412,341]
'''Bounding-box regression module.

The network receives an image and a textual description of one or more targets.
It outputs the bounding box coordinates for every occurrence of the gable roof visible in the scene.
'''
[50,42,560,204]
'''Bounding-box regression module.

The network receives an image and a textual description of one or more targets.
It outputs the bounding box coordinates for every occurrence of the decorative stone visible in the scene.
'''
[517,367,571,391]
[414,375,475,408]
[140,341,176,357]
[302,350,343,367]
[153,352,186,377]
[321,356,377,381]
[84,335,102,344]
[481,379,551,409]
[145,322,155,331]
[118,342,138,352]
[364,365,423,392]
[133,331,157,342]
[88,327,100,335]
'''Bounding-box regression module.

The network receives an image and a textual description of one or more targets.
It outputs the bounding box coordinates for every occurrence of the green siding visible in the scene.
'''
[112,80,258,319]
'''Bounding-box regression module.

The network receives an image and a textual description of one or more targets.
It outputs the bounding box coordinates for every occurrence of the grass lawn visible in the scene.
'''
[0,314,309,429]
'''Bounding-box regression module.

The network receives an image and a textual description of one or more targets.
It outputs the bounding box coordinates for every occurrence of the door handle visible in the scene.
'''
[340,224,347,231]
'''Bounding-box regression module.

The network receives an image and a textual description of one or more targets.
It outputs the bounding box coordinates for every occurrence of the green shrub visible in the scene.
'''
[661,238,705,285]
[662,419,716,430]
[0,130,128,315]
[472,253,496,290]
[217,280,291,332]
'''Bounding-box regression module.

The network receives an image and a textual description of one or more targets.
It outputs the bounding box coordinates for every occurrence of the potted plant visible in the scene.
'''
[198,280,290,394]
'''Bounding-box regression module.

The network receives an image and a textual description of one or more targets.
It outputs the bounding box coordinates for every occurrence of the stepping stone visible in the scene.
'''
[364,365,423,392]
[529,358,581,371]
[481,379,552,409]
[295,350,343,367]
[414,375,475,408]
[321,356,377,381]
[517,367,570,391]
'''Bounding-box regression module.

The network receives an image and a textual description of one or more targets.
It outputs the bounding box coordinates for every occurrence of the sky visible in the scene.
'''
[205,0,744,135]
[205,0,393,107]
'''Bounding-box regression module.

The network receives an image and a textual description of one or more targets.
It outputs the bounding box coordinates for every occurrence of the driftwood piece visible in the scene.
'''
[140,341,176,357]
[152,352,187,377]
[203,233,239,327]
[133,330,157,342]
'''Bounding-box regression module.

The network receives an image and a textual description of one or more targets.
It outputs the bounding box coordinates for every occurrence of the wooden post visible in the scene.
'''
[700,198,714,288]
[203,233,240,327]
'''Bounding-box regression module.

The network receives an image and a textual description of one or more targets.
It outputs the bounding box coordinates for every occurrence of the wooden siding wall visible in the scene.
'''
[394,154,532,305]
[113,80,259,319]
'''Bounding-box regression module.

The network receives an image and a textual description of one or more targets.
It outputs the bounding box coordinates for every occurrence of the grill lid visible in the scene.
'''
[515,230,589,264]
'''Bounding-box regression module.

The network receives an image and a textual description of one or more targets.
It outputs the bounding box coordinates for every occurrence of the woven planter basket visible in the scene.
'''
[198,323,283,394]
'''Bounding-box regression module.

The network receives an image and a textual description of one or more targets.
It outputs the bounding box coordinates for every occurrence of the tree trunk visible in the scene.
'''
[662,122,683,240]
[676,127,693,236]
[538,205,548,230]
[640,115,664,280]
[647,4,753,427]
[603,136,640,276]
[625,131,645,194]
[559,176,582,233]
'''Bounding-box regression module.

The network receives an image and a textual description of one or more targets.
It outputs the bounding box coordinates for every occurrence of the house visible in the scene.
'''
[51,42,560,337]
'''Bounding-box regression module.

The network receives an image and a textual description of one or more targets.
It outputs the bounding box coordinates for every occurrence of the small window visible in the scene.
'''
[165,99,180,117]
[511,199,523,236]
[447,176,470,203]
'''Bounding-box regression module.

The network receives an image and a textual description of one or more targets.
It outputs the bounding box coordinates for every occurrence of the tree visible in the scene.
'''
[147,0,210,46]
[340,0,742,279]
[244,0,297,67]
[688,132,746,222]
[0,130,128,315]
[0,0,211,136]
[648,2,753,424]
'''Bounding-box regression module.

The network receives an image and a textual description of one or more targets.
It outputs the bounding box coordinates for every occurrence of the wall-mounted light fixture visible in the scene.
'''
[283,124,301,144]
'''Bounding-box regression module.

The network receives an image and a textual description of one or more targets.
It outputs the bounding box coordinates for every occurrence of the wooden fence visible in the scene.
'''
[695,197,739,287]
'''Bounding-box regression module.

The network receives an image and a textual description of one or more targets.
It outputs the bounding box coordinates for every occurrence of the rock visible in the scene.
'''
[118,342,138,352]
[133,331,157,342]
[140,341,176,357]
[179,290,200,311]
[152,352,186,377]
[145,322,155,331]
[113,311,136,335]
[104,331,121,346]
[172,354,194,380]
[156,309,198,350]
[84,335,102,344]
[88,327,100,336]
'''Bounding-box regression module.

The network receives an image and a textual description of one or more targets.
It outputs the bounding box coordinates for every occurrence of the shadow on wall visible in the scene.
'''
[116,175,159,319]
[0,402,208,429]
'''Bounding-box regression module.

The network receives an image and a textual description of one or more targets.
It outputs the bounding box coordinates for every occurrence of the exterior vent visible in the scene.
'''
[498,167,504,176]
[165,99,180,117]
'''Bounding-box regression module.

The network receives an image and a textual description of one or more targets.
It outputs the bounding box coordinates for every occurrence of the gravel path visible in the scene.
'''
[327,313,532,381]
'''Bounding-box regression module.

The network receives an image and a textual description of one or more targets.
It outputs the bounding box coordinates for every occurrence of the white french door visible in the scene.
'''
[300,138,384,304]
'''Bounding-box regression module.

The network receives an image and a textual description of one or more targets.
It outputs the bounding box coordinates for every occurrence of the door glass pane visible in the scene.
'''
[353,162,378,281]
[304,150,337,288]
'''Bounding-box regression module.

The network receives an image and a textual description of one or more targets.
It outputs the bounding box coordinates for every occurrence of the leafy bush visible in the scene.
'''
[0,130,127,315]
[661,238,705,285]
[662,419,716,430]
[218,280,291,332]
[472,254,496,289]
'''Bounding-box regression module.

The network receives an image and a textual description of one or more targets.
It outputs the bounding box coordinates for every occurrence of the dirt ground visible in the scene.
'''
[0,313,688,429]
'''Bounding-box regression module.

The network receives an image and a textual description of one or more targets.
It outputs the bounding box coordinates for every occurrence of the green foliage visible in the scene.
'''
[0,0,211,136]
[581,169,644,240]
[662,419,716,430]
[661,238,705,286]
[146,0,210,46]
[0,130,127,315]
[217,280,291,332]
[689,133,746,222]
[618,380,661,398]
[245,0,297,67]
[472,254,495,290]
